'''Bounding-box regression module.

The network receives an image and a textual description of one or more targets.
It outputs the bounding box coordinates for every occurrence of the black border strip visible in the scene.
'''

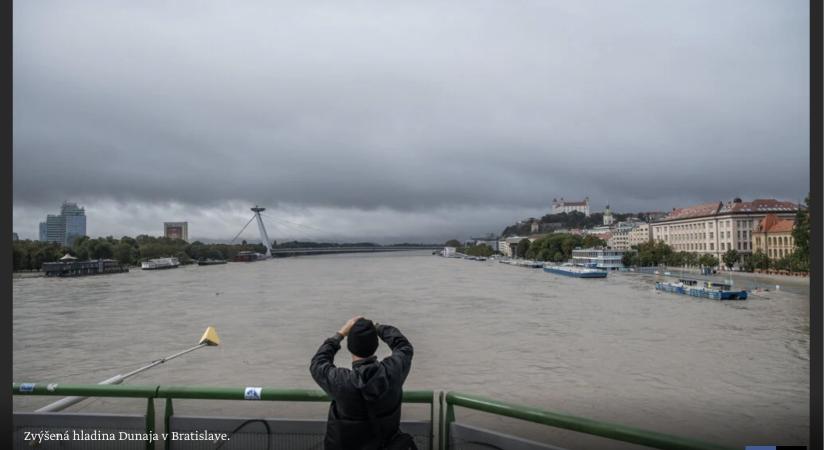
[809,1,823,449]
[2,0,12,446]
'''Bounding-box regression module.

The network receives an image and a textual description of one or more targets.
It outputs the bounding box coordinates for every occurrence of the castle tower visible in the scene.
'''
[603,204,614,226]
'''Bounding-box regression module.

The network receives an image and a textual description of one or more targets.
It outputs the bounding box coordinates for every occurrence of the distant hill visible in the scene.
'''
[500,211,658,237]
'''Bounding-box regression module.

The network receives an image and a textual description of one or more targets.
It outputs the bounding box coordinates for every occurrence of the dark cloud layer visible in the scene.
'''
[13,1,809,241]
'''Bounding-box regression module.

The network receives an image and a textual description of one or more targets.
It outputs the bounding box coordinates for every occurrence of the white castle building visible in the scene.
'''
[552,197,590,216]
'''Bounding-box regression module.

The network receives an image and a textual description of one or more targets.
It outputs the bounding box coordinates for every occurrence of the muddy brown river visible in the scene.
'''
[13,252,810,448]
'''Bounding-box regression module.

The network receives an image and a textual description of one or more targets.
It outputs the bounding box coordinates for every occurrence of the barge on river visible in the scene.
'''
[543,263,608,278]
[655,279,748,300]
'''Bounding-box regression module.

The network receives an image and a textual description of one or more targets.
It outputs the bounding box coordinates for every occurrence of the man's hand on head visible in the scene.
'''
[338,316,363,337]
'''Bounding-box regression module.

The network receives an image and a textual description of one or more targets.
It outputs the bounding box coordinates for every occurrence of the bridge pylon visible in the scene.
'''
[251,206,273,257]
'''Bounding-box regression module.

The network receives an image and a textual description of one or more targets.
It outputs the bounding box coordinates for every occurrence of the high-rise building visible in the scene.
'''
[61,202,87,246]
[12,232,19,241]
[39,202,87,246]
[45,214,66,244]
[164,222,189,241]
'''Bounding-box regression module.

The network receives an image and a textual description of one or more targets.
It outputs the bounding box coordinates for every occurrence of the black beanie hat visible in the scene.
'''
[347,318,378,358]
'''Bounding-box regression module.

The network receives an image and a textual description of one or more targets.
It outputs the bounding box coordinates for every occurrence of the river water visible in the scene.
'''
[13,252,810,448]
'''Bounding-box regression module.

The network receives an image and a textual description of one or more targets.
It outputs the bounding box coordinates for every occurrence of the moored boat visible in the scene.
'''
[197,259,227,266]
[42,259,129,277]
[542,263,608,278]
[232,251,268,262]
[141,257,180,270]
[655,279,747,300]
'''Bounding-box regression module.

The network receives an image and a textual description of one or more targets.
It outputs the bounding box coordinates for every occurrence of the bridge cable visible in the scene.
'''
[260,213,350,243]
[230,215,256,243]
[256,216,317,241]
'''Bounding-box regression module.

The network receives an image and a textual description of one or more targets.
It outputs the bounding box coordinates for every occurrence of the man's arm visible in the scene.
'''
[309,317,362,395]
[309,332,345,395]
[377,324,414,382]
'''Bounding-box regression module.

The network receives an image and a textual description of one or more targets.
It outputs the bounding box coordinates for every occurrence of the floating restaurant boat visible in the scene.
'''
[141,257,180,270]
[655,278,747,300]
[197,259,227,266]
[42,259,129,277]
[542,262,608,278]
[232,251,268,262]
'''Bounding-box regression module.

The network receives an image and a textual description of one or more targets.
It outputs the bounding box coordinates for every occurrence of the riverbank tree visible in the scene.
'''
[523,233,606,262]
[698,254,719,268]
[461,244,495,257]
[722,249,739,270]
[622,241,673,267]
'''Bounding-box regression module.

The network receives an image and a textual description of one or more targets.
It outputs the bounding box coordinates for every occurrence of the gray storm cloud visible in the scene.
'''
[12,0,809,241]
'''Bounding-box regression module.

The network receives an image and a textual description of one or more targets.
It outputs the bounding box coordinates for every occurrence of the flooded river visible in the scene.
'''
[13,252,810,448]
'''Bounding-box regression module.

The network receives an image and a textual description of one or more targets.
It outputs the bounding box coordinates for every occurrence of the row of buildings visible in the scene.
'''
[32,201,189,245]
[493,197,802,267]
[648,198,798,263]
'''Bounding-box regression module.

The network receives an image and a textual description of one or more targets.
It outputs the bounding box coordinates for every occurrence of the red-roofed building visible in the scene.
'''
[752,214,796,260]
[651,198,800,265]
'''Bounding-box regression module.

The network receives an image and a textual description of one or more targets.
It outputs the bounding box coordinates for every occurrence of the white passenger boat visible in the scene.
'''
[141,257,180,270]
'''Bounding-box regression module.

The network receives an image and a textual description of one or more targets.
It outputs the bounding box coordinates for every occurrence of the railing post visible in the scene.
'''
[164,398,174,450]
[429,392,435,450]
[145,397,155,450]
[443,392,454,450]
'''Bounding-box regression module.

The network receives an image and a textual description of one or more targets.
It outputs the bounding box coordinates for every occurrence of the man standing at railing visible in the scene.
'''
[310,316,416,450]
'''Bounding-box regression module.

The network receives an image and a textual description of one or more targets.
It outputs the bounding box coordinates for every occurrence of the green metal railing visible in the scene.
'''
[13,383,435,450]
[442,391,737,450]
[13,383,736,450]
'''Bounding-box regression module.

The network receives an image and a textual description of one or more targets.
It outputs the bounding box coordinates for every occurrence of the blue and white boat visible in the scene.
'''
[655,278,748,300]
[542,262,608,278]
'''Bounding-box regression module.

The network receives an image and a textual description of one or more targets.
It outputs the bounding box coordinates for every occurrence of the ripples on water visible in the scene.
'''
[13,252,809,447]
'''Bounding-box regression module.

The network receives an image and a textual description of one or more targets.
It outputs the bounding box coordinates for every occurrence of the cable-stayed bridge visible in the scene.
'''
[231,206,440,258]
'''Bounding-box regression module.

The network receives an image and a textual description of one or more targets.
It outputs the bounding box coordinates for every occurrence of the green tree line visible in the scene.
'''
[524,234,606,261]
[13,235,428,272]
[14,236,263,271]
[444,234,606,261]
[620,241,721,269]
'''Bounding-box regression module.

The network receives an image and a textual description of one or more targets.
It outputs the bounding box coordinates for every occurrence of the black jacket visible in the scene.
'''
[310,324,414,450]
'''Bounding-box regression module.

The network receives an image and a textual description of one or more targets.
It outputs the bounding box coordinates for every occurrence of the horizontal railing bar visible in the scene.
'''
[158,387,434,403]
[156,386,329,401]
[445,392,736,450]
[13,383,158,398]
[13,383,433,404]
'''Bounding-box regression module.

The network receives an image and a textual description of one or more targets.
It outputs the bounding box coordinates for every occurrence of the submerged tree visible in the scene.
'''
[722,249,739,270]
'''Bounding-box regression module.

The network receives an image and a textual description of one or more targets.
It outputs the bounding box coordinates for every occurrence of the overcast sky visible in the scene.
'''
[13,1,809,243]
